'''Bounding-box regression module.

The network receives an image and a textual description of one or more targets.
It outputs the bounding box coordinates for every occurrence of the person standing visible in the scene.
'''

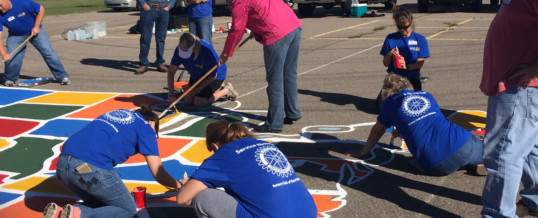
[380,5,429,92]
[176,120,318,218]
[135,0,176,75]
[0,0,70,86]
[218,0,302,133]
[42,105,181,218]
[187,0,212,44]
[480,0,538,217]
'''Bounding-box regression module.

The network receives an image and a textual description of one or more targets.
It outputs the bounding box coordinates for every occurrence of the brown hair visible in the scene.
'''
[134,103,159,137]
[205,120,254,152]
[179,32,201,61]
[380,73,414,102]
[392,5,414,27]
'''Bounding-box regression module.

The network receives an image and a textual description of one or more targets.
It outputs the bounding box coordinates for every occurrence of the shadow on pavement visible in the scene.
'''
[299,89,378,115]
[80,58,140,73]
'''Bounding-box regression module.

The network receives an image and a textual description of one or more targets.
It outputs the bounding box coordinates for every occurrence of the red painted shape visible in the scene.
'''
[289,157,369,178]
[0,118,39,137]
[0,174,7,184]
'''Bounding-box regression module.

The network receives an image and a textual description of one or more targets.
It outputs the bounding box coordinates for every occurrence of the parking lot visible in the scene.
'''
[0,0,501,216]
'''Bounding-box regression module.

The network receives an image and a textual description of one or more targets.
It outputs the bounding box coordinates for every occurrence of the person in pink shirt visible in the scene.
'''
[218,0,302,133]
[480,0,538,217]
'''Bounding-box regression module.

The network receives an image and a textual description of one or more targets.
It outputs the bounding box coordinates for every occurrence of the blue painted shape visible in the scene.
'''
[116,159,198,181]
[30,119,91,138]
[0,88,51,105]
[0,191,21,205]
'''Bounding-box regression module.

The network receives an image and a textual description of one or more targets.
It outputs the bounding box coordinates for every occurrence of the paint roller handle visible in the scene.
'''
[1,35,32,63]
[219,36,252,65]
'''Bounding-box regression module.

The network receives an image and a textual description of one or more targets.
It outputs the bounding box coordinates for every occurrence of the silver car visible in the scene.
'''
[105,0,138,11]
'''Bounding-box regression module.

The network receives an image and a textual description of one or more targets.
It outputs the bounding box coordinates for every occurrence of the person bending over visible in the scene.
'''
[176,120,317,218]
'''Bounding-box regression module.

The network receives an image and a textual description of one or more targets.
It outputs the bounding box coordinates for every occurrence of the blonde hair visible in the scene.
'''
[205,120,254,152]
[380,74,414,102]
[179,32,201,61]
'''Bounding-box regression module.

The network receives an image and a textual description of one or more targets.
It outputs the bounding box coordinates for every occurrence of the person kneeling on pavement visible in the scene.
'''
[176,120,318,218]
[167,33,237,107]
[347,74,486,176]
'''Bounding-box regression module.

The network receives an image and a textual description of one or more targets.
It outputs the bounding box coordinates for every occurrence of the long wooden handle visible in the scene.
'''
[2,35,32,64]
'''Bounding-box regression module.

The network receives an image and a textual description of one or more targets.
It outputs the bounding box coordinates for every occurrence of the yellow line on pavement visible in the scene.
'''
[427,18,473,39]
[308,20,381,39]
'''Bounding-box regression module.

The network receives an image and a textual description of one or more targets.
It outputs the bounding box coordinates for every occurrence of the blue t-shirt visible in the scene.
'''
[61,109,160,170]
[171,39,227,81]
[380,32,430,77]
[378,90,471,170]
[191,138,317,218]
[0,0,41,36]
[188,0,212,19]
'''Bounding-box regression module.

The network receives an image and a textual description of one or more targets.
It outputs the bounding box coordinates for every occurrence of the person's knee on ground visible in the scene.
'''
[193,189,237,218]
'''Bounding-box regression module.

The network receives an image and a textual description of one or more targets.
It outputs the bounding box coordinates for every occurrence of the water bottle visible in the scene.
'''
[93,29,100,39]
[81,29,87,40]
[67,30,74,40]
[75,29,81,40]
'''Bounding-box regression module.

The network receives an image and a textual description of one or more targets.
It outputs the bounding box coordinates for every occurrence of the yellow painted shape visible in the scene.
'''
[3,177,75,196]
[0,138,9,149]
[159,112,181,126]
[448,110,487,130]
[125,182,175,194]
[24,92,116,105]
[181,140,213,164]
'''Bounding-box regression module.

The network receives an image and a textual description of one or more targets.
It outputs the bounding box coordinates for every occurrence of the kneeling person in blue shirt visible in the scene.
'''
[167,33,238,107]
[348,74,485,176]
[0,0,70,86]
[176,120,318,218]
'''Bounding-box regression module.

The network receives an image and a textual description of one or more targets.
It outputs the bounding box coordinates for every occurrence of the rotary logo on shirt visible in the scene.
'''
[255,146,294,178]
[17,12,26,17]
[410,47,420,51]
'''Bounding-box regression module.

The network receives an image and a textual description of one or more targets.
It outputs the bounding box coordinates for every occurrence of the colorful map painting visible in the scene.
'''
[0,87,486,217]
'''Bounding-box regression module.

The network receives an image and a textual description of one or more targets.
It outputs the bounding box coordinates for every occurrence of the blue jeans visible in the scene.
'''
[481,86,538,218]
[139,7,169,67]
[263,27,302,130]
[3,29,69,82]
[188,16,213,44]
[56,155,137,218]
[424,135,483,176]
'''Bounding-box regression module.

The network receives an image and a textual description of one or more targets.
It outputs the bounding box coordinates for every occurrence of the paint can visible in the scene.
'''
[132,186,146,209]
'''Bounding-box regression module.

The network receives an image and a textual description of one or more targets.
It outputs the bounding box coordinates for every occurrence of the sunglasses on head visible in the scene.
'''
[397,23,411,30]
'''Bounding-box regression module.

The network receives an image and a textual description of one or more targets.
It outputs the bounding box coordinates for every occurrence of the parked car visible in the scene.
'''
[104,0,138,11]
[295,0,396,17]
[417,0,483,12]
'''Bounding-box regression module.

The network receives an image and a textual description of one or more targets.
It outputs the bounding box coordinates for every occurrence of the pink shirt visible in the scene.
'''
[480,0,538,96]
[222,0,301,57]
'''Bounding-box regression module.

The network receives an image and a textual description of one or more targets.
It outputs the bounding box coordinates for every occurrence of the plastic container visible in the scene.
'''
[350,3,367,18]
[93,29,100,39]
[393,54,405,70]
[67,30,74,40]
[84,21,107,38]
[75,29,81,40]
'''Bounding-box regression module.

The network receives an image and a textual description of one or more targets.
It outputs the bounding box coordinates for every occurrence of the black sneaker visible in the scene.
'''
[516,200,538,217]
[253,125,282,133]
[284,116,301,125]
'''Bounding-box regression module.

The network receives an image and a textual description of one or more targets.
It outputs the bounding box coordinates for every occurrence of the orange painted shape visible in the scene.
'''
[312,194,343,217]
[447,110,487,130]
[0,138,9,149]
[290,158,369,178]
[125,137,192,164]
[67,94,166,119]
[23,92,116,105]
[0,196,78,218]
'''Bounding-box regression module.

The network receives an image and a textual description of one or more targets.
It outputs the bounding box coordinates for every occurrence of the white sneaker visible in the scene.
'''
[60,78,70,85]
[222,82,238,101]
[4,80,15,86]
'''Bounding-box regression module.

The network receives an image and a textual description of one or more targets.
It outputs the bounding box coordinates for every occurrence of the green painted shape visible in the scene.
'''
[166,114,242,137]
[0,103,83,120]
[0,137,62,179]
[365,146,393,165]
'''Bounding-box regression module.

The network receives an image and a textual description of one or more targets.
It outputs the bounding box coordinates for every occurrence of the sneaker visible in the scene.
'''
[60,78,70,85]
[473,164,487,176]
[4,80,15,87]
[157,65,168,72]
[253,124,282,133]
[516,200,538,217]
[222,81,238,101]
[60,204,80,218]
[42,202,62,218]
[135,66,148,75]
[284,116,301,125]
